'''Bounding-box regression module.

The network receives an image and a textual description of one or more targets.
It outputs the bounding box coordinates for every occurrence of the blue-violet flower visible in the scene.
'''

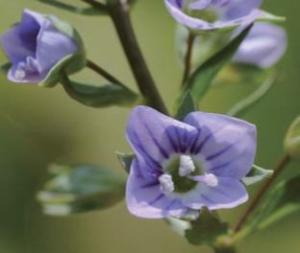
[0,9,84,84]
[126,106,257,219]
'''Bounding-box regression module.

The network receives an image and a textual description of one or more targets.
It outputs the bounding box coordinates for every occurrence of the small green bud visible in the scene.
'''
[284,116,300,158]
[37,164,125,216]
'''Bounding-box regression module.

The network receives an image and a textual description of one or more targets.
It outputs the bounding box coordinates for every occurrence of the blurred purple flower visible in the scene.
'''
[126,106,256,219]
[233,23,287,68]
[165,0,263,31]
[0,9,78,84]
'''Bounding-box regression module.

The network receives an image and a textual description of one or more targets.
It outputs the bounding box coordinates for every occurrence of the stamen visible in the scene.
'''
[179,155,196,177]
[159,174,175,194]
[202,173,219,187]
[15,69,26,80]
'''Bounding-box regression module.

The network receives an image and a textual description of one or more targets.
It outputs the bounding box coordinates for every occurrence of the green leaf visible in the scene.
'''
[0,62,11,74]
[37,0,107,15]
[242,165,273,186]
[37,164,125,216]
[227,74,276,117]
[61,76,139,108]
[284,116,300,158]
[184,25,253,104]
[166,210,228,246]
[175,91,196,120]
[245,175,300,234]
[116,152,135,173]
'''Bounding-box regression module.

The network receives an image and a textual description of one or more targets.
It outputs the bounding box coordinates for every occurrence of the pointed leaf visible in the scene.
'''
[166,210,228,246]
[61,76,139,108]
[185,25,253,103]
[116,152,135,173]
[175,91,196,120]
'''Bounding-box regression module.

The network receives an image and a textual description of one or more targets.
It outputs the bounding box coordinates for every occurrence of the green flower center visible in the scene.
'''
[162,155,205,193]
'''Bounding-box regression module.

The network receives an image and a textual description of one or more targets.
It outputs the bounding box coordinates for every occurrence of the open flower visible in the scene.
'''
[0,9,84,85]
[233,23,287,68]
[165,0,263,31]
[126,106,256,219]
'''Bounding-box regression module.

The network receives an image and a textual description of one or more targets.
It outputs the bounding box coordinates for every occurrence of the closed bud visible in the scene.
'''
[284,116,300,158]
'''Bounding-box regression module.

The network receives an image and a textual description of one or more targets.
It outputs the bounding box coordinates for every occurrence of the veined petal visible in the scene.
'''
[184,112,256,179]
[126,106,199,170]
[36,22,77,73]
[126,160,189,219]
[182,177,248,209]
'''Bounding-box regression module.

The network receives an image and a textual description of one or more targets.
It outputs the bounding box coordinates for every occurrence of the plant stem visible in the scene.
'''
[81,0,107,10]
[182,32,195,86]
[86,59,125,86]
[107,0,168,114]
[234,154,291,232]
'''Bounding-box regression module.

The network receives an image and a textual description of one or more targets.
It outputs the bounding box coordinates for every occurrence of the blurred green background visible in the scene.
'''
[0,0,299,252]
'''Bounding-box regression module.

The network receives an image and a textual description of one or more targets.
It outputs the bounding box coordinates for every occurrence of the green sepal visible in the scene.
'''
[37,0,107,15]
[36,164,125,216]
[166,210,229,246]
[183,24,253,104]
[242,165,273,186]
[284,116,300,158]
[116,152,135,173]
[175,91,196,120]
[0,62,12,74]
[61,76,139,108]
[256,10,286,24]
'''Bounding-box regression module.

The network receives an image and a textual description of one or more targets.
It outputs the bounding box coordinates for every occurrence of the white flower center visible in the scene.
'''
[201,173,219,187]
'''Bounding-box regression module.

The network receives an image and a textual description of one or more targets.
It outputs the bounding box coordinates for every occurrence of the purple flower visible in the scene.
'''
[233,23,287,68]
[126,106,256,219]
[165,0,263,31]
[0,9,82,84]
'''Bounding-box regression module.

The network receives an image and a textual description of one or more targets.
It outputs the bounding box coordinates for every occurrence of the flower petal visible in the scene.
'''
[184,112,256,179]
[126,160,189,218]
[223,0,262,20]
[126,106,199,170]
[164,0,262,31]
[233,23,287,68]
[182,177,248,210]
[36,22,77,73]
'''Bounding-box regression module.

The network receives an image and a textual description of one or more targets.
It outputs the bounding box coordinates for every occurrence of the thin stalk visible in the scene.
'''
[107,0,168,114]
[234,154,291,232]
[86,59,125,87]
[181,32,195,86]
[80,0,107,10]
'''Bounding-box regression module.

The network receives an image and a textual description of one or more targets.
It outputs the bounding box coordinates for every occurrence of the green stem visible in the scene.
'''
[181,32,195,87]
[86,59,125,87]
[107,0,168,114]
[80,0,107,10]
[234,154,291,232]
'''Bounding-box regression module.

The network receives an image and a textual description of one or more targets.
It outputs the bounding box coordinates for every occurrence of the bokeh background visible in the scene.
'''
[0,0,299,252]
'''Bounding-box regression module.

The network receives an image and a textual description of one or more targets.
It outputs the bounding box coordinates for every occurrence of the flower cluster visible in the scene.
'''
[126,106,256,218]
